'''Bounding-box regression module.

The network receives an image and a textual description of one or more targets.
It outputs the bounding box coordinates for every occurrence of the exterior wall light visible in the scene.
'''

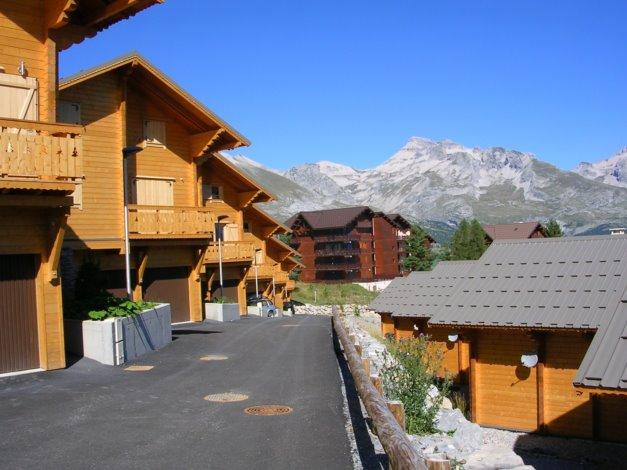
[447,333,459,343]
[521,353,539,368]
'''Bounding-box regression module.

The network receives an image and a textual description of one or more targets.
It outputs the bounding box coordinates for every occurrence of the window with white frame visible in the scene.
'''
[143,119,166,146]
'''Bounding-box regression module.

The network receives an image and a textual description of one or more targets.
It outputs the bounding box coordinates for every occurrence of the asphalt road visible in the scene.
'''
[0,315,353,470]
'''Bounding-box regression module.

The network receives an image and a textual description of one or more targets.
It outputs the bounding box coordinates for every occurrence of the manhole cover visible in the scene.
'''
[200,355,228,361]
[204,392,249,403]
[244,405,293,416]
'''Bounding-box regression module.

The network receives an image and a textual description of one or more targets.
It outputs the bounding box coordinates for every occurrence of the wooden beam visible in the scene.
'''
[133,250,149,301]
[0,118,84,135]
[469,336,478,423]
[194,246,210,281]
[82,0,159,27]
[238,190,262,209]
[536,333,546,433]
[190,129,224,157]
[261,225,279,239]
[46,0,78,30]
[48,212,69,280]
[205,269,216,301]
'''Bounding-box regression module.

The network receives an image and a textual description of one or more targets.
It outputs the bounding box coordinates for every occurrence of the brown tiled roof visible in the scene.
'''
[482,221,544,241]
[287,206,373,230]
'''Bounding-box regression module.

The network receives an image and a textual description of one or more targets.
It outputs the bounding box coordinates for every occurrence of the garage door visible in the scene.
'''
[143,267,190,323]
[0,254,39,374]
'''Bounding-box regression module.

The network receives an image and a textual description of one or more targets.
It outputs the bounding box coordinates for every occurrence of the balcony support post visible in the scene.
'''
[122,145,143,300]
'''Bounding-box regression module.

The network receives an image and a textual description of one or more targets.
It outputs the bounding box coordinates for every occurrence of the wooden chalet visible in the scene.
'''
[58,53,299,322]
[0,0,162,374]
[287,206,426,283]
[482,221,545,244]
[371,235,627,443]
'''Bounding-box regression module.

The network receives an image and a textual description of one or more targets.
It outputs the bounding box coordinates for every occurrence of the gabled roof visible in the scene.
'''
[368,261,476,317]
[205,153,274,204]
[49,1,164,51]
[287,206,373,230]
[60,53,249,149]
[574,288,627,390]
[386,213,412,231]
[246,205,291,236]
[482,221,544,241]
[429,235,627,330]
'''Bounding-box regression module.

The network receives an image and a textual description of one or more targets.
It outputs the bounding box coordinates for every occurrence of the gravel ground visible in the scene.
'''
[345,312,627,469]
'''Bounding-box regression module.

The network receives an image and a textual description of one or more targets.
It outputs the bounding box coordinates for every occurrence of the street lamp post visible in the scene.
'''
[122,146,143,300]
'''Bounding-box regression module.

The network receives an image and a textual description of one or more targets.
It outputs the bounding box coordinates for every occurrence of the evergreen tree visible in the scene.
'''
[450,218,487,260]
[450,219,470,260]
[468,219,488,259]
[402,225,433,271]
[544,219,563,237]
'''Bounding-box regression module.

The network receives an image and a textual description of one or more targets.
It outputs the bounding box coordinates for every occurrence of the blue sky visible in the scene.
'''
[60,1,626,171]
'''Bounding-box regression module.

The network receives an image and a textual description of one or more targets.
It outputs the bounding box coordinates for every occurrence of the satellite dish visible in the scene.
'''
[447,333,459,343]
[521,353,539,368]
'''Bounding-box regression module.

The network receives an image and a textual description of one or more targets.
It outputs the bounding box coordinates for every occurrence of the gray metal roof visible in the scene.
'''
[368,261,476,318]
[428,235,627,330]
[574,288,627,390]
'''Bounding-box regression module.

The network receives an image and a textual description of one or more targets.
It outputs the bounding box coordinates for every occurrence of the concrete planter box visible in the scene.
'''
[64,304,172,366]
[205,303,240,322]
[247,305,262,316]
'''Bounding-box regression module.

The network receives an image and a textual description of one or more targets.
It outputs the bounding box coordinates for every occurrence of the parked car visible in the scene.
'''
[247,296,277,317]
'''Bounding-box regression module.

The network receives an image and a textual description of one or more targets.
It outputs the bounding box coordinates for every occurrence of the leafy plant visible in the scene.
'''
[544,219,563,237]
[380,335,450,435]
[210,297,235,304]
[87,299,156,321]
[353,305,360,317]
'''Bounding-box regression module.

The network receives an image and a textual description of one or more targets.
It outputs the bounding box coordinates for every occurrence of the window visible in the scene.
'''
[0,73,38,120]
[134,177,174,206]
[203,184,223,201]
[243,221,251,232]
[143,119,166,146]
[71,182,83,209]
[58,100,81,124]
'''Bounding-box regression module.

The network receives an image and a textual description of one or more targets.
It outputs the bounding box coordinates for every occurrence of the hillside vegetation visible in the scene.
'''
[291,282,378,306]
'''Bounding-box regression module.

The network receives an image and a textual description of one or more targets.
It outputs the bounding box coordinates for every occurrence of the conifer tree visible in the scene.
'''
[544,219,563,237]
[450,219,470,260]
[402,225,433,271]
[450,218,487,260]
[468,219,488,259]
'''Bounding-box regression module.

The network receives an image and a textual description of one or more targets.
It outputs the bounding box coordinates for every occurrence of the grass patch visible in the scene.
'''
[291,282,377,305]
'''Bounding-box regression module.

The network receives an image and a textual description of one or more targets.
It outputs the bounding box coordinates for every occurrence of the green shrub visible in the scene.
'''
[380,336,450,435]
[87,299,156,321]
[450,391,470,420]
[210,297,235,304]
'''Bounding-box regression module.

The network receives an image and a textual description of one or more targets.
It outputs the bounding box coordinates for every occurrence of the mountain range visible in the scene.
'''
[227,138,627,241]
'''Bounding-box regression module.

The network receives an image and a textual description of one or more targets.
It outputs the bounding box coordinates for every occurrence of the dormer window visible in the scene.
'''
[143,119,166,146]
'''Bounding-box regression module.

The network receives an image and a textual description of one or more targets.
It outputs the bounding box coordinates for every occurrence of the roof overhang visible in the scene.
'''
[60,53,250,151]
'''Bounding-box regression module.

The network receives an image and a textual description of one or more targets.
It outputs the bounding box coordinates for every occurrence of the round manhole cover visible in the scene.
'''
[204,392,249,403]
[200,355,228,361]
[244,405,293,416]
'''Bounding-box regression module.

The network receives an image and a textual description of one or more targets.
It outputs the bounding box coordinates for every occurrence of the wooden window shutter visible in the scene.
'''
[223,224,239,242]
[143,120,166,146]
[71,182,83,209]
[134,177,174,206]
[58,100,81,124]
[255,249,264,265]
[0,74,38,120]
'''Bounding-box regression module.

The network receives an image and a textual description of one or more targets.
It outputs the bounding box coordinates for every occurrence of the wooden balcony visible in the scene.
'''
[246,264,275,279]
[0,118,84,191]
[274,271,289,284]
[204,241,255,263]
[314,261,362,271]
[128,205,214,239]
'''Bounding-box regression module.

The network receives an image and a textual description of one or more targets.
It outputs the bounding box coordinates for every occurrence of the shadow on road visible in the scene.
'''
[172,329,222,336]
[333,329,388,470]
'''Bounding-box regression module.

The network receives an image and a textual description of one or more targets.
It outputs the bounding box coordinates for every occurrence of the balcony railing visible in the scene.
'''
[128,205,214,239]
[205,241,255,263]
[246,264,275,279]
[314,262,362,271]
[0,118,84,183]
[311,233,362,243]
[274,271,289,284]
[314,247,361,257]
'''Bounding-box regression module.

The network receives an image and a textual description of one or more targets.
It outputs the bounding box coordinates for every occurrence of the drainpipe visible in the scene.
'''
[122,146,143,300]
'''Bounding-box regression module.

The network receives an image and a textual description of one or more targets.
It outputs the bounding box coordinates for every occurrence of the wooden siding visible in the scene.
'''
[544,333,593,438]
[59,72,124,245]
[126,85,196,207]
[475,331,538,431]
[380,313,394,337]
[0,2,52,121]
